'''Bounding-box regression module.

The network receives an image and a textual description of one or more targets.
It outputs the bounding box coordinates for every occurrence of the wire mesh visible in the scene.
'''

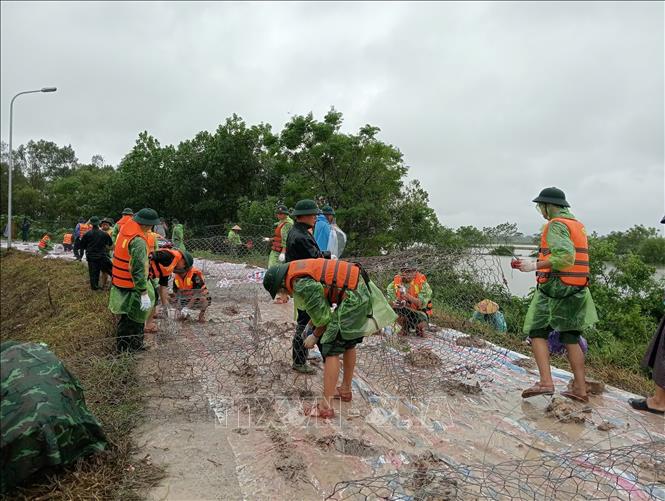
[9,233,663,500]
[327,441,665,500]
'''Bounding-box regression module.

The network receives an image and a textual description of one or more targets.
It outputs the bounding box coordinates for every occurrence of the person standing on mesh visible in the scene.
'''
[516,187,598,403]
[285,199,331,374]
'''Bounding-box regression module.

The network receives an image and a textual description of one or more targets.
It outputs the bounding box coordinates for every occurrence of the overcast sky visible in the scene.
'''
[1,1,663,235]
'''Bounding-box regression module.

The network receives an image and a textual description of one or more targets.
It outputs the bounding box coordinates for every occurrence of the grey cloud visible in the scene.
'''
[1,1,662,234]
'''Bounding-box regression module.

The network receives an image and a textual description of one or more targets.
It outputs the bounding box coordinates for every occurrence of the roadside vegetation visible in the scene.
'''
[0,250,163,500]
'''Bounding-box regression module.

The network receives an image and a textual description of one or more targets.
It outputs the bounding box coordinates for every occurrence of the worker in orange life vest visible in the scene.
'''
[37,233,52,256]
[268,205,294,303]
[386,263,433,337]
[172,252,211,323]
[262,258,396,419]
[62,232,74,252]
[515,187,598,404]
[108,208,161,353]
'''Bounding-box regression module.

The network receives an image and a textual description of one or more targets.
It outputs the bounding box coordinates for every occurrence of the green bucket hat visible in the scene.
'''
[263,264,289,299]
[101,217,114,225]
[276,205,289,215]
[122,208,134,215]
[292,199,319,216]
[133,208,161,226]
[321,205,335,216]
[182,251,194,269]
[89,216,101,226]
[532,187,570,207]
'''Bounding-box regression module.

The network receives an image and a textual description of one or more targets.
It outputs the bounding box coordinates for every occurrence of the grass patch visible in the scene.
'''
[0,249,164,499]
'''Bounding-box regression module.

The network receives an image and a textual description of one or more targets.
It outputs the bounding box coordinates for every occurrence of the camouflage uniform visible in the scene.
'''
[0,342,107,492]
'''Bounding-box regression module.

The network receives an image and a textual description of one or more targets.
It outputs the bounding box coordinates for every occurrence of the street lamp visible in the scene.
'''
[7,86,57,248]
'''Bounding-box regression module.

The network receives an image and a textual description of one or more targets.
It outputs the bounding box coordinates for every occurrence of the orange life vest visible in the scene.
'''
[284,258,360,305]
[63,233,73,245]
[112,219,149,289]
[536,217,590,287]
[116,214,132,229]
[79,223,92,238]
[394,273,433,316]
[174,267,207,292]
[38,235,50,249]
[272,221,288,252]
[146,230,158,253]
[149,249,184,280]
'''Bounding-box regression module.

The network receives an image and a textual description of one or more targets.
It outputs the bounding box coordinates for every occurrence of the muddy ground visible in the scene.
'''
[132,258,664,500]
[6,244,661,499]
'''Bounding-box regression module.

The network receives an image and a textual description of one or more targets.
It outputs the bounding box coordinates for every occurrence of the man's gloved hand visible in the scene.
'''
[140,293,152,311]
[518,260,537,273]
[304,334,318,349]
[278,252,286,262]
[331,254,338,260]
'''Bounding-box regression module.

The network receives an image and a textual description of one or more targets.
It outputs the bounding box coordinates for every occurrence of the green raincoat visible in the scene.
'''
[522,208,598,334]
[386,277,433,323]
[108,237,155,324]
[293,277,396,345]
[268,216,294,268]
[227,229,242,246]
[172,223,186,251]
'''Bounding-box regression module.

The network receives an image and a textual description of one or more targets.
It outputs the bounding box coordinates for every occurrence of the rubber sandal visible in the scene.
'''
[303,404,335,419]
[628,398,665,415]
[560,390,589,403]
[333,386,352,402]
[521,383,555,399]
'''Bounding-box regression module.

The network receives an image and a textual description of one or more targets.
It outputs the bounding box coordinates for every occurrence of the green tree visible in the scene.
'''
[279,109,408,254]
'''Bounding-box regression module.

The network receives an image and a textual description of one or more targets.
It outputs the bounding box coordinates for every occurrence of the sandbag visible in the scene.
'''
[0,341,107,492]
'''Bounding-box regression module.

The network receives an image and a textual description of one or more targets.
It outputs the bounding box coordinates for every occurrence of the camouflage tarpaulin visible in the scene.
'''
[0,341,108,492]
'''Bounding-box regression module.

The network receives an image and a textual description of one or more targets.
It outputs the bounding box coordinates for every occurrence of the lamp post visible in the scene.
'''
[7,87,57,248]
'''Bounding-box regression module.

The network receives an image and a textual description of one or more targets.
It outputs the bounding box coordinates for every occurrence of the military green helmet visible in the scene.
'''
[321,205,335,215]
[122,208,134,215]
[276,205,289,215]
[532,187,570,207]
[133,208,160,226]
[263,264,290,299]
[292,199,319,216]
[89,216,101,226]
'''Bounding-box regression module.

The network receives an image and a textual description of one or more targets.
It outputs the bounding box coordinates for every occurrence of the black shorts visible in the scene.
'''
[90,256,112,274]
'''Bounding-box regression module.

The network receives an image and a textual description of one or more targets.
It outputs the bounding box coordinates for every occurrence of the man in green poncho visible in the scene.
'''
[108,208,161,352]
[268,205,294,303]
[516,187,598,403]
[263,258,396,419]
[171,219,186,251]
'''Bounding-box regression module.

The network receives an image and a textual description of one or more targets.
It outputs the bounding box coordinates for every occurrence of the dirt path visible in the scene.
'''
[9,245,660,499]
[134,258,664,500]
